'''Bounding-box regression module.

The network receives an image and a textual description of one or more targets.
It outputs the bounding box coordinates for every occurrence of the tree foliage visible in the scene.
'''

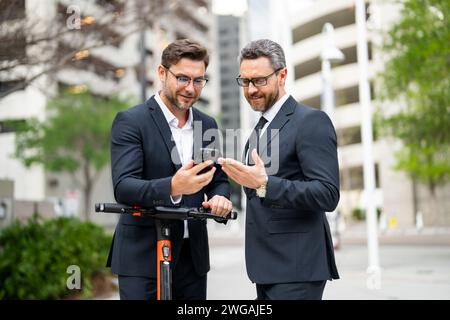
[14,91,130,218]
[377,0,450,191]
[0,0,177,97]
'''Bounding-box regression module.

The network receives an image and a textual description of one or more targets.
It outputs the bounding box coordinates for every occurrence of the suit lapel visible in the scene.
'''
[192,108,213,160]
[243,95,297,162]
[258,96,296,155]
[242,140,250,163]
[242,96,296,199]
[147,96,182,170]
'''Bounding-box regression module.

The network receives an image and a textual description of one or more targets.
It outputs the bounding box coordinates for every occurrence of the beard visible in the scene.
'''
[246,87,280,113]
[163,87,197,111]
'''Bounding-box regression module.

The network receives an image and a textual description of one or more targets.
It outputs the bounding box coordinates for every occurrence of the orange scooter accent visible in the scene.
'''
[156,239,172,300]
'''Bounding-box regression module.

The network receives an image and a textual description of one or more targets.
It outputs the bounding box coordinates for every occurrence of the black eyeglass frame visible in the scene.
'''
[164,66,209,88]
[236,67,284,87]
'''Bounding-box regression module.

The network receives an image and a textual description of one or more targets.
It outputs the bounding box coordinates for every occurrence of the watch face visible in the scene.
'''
[257,187,266,197]
[256,176,268,197]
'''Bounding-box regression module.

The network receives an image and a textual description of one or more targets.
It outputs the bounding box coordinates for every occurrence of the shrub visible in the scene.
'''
[0,214,112,299]
[351,207,382,221]
[351,208,365,221]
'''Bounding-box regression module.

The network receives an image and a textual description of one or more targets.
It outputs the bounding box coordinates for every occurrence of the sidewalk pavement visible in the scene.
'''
[206,240,450,300]
[104,222,450,300]
[207,221,450,299]
[338,223,450,246]
[208,220,450,247]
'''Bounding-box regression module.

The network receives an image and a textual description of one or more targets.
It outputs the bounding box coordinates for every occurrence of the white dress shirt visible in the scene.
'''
[246,93,290,162]
[155,92,193,238]
[260,93,290,135]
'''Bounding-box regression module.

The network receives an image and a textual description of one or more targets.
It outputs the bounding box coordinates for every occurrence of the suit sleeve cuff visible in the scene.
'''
[262,175,281,206]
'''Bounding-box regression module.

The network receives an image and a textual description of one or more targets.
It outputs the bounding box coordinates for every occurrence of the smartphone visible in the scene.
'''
[194,148,220,174]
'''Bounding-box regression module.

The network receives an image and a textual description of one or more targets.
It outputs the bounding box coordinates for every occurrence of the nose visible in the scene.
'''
[247,81,258,94]
[184,80,196,93]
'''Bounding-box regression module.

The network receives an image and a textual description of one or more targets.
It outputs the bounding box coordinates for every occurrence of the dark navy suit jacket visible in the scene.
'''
[244,96,340,284]
[106,95,230,277]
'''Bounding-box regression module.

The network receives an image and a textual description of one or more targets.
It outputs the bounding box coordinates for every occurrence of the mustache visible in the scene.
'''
[179,93,195,98]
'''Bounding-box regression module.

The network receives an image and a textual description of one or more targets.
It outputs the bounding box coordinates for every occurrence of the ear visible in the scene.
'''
[157,64,166,83]
[279,67,288,85]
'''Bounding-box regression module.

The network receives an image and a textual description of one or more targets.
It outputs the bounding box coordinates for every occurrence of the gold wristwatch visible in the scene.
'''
[256,175,268,198]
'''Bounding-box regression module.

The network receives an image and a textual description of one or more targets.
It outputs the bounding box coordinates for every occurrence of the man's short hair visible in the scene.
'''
[161,39,209,69]
[239,39,286,70]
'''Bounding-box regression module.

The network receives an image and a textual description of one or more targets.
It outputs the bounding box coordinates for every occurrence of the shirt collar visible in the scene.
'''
[261,93,290,123]
[154,92,193,129]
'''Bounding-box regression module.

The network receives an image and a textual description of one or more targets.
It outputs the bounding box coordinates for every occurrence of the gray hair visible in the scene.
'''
[239,39,286,70]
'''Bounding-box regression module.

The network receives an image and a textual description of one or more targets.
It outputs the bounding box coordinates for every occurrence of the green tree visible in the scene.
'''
[377,0,450,193]
[14,91,130,219]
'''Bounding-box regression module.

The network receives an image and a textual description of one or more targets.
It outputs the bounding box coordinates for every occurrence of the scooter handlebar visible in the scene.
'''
[187,207,238,220]
[95,203,124,213]
[95,203,237,221]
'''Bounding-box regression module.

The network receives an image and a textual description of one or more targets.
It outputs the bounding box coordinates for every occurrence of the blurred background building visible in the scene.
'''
[216,14,243,210]
[0,0,219,227]
[290,0,395,224]
[1,0,449,301]
[0,0,448,229]
[288,0,449,227]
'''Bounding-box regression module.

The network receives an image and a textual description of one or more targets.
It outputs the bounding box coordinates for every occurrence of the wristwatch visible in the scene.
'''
[256,175,268,198]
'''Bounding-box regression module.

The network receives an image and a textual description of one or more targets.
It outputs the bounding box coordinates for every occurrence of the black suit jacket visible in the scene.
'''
[244,96,340,284]
[106,95,230,277]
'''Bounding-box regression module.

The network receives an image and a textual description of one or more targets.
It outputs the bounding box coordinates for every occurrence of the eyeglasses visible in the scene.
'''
[236,68,283,87]
[165,67,208,88]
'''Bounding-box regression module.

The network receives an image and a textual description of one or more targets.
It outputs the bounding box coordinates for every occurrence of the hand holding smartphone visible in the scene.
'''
[194,148,220,174]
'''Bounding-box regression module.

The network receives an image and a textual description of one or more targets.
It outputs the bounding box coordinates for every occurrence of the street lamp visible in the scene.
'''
[355,0,381,287]
[320,23,345,118]
[320,23,344,250]
[139,29,146,103]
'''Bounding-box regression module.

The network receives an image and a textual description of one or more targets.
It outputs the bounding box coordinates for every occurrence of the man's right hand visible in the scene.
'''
[171,160,216,196]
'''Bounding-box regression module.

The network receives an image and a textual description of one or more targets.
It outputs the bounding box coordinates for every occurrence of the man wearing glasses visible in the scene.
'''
[108,39,232,299]
[218,39,340,299]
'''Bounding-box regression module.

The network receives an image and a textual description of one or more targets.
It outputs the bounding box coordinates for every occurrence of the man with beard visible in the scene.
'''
[218,39,340,300]
[108,39,232,300]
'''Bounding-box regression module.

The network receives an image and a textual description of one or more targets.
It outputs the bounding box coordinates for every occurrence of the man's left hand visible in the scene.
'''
[202,195,233,217]
[218,149,267,189]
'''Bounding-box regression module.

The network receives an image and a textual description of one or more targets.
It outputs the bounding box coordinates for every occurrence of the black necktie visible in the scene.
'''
[247,116,268,164]
[255,116,268,133]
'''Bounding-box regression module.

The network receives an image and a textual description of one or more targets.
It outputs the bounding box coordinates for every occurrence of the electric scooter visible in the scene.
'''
[95,203,237,300]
